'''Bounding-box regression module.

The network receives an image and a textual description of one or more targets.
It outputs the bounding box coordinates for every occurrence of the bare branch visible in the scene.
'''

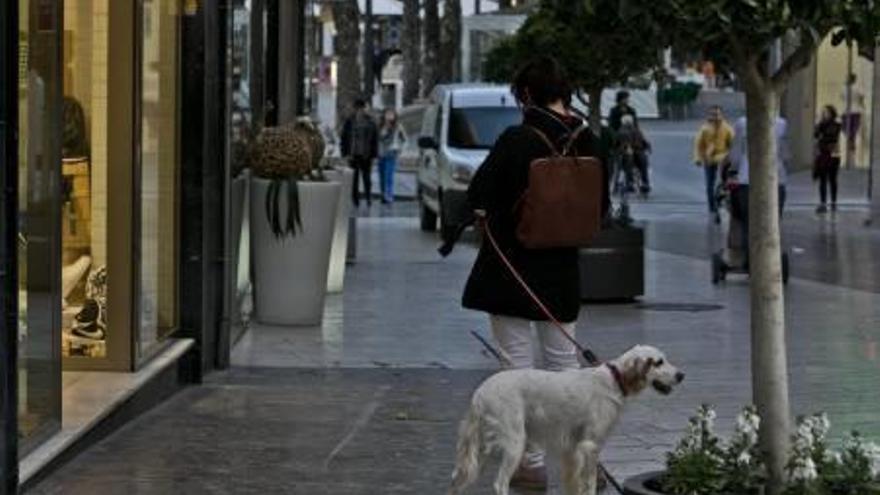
[729,34,765,93]
[771,30,824,90]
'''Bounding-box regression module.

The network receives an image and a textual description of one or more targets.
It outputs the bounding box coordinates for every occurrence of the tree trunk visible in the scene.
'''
[587,86,603,135]
[401,0,421,104]
[422,0,440,97]
[440,0,462,83]
[744,83,790,495]
[363,0,374,99]
[334,0,361,126]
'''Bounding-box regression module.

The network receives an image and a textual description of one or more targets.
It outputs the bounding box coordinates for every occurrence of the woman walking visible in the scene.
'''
[378,109,406,204]
[461,56,609,490]
[814,105,842,213]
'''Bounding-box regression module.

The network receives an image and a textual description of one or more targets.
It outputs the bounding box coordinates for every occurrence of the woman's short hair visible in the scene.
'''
[511,56,572,107]
[824,104,838,120]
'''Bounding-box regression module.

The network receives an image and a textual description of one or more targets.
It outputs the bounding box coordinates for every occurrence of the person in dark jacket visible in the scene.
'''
[608,90,638,132]
[340,99,379,207]
[461,56,610,490]
[813,105,842,213]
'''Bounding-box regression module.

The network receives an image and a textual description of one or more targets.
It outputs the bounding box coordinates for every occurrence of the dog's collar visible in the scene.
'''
[605,363,628,397]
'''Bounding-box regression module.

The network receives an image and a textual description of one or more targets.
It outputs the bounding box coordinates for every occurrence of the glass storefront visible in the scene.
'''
[18,0,63,450]
[15,0,182,449]
[138,0,180,359]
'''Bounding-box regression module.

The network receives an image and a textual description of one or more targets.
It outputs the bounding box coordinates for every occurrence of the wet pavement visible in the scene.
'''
[31,120,880,494]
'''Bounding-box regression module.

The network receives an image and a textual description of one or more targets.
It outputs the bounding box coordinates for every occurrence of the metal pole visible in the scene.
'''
[474,0,481,15]
[0,0,20,491]
[363,0,374,101]
[868,43,880,224]
[845,41,854,170]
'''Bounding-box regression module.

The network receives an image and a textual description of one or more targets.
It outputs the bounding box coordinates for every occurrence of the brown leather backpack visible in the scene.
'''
[515,125,603,249]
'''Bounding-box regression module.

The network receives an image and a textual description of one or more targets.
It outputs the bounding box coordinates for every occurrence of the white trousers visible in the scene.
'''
[490,315,580,467]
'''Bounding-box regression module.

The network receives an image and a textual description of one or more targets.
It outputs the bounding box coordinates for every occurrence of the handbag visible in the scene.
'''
[515,125,603,249]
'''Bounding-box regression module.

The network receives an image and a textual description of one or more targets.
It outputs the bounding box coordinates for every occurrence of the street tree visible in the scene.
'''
[422,0,441,97]
[621,1,880,492]
[440,0,463,82]
[401,0,421,104]
[334,0,361,126]
[484,0,661,131]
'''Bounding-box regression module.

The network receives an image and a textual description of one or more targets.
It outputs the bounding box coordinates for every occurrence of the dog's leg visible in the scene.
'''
[575,440,600,495]
[492,434,525,495]
[561,447,581,495]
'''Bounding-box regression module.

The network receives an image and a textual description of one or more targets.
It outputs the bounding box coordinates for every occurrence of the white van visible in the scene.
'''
[416,84,520,240]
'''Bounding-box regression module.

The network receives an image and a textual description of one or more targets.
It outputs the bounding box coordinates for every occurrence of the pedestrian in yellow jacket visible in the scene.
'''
[693,105,734,223]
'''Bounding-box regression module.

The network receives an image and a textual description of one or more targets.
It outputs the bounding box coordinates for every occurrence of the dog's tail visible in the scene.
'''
[449,405,483,495]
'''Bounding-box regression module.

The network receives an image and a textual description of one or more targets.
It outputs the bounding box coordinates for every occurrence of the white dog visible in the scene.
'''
[449,345,684,495]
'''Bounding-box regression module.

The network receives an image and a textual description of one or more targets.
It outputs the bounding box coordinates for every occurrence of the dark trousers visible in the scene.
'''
[732,184,786,268]
[635,152,650,191]
[350,156,372,206]
[704,164,719,213]
[816,158,840,205]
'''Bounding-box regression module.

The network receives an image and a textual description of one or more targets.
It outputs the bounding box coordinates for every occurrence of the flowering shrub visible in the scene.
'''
[663,405,765,494]
[662,407,880,495]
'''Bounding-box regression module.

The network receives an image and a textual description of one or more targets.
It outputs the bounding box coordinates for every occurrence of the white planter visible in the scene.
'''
[230,170,250,326]
[251,178,341,325]
[324,167,354,293]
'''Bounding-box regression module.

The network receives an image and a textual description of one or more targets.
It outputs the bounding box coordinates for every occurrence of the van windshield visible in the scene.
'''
[447,107,522,149]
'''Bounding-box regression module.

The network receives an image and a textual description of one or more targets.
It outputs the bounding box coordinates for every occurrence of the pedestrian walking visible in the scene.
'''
[728,115,790,269]
[693,105,734,223]
[616,114,651,194]
[813,105,842,213]
[461,56,609,491]
[377,108,407,204]
[340,99,379,207]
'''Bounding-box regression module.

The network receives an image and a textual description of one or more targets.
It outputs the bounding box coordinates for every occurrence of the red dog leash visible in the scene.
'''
[475,217,627,494]
[478,216,601,367]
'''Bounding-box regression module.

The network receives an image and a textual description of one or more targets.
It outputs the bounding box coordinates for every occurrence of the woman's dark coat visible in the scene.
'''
[461,107,610,323]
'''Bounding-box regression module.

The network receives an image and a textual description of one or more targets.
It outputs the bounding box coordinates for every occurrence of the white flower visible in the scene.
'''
[791,457,818,482]
[737,450,752,465]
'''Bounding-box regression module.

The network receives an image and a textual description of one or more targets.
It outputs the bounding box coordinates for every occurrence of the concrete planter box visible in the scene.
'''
[623,472,668,495]
[251,178,340,326]
[579,226,645,301]
[230,170,250,325]
[324,167,354,293]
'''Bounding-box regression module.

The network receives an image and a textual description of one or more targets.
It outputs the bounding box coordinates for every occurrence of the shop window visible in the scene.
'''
[18,0,63,450]
[137,0,180,359]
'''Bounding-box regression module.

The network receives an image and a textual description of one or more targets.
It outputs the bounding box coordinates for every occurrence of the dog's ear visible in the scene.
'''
[622,357,650,393]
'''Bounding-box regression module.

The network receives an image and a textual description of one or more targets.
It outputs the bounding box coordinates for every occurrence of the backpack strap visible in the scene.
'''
[525,125,561,157]
[527,124,589,157]
[561,125,589,156]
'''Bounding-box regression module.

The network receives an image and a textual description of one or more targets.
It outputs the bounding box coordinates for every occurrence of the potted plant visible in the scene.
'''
[249,124,341,326]
[623,406,880,495]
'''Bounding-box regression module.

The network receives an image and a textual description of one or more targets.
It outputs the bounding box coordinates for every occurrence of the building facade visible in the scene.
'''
[0,1,310,491]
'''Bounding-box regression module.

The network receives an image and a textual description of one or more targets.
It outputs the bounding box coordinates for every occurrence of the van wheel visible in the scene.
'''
[420,199,437,232]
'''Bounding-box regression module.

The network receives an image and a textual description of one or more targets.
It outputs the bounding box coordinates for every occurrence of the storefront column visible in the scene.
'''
[180,0,229,376]
[0,0,20,491]
[278,0,306,123]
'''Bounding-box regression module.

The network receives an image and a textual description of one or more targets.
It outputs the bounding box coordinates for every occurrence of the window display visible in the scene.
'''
[61,0,110,359]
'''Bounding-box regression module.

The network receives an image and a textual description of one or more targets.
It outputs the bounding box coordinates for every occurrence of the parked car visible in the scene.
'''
[416,84,521,241]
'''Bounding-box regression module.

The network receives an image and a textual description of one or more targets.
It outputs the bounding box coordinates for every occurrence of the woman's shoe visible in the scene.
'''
[816,204,828,214]
[831,203,838,212]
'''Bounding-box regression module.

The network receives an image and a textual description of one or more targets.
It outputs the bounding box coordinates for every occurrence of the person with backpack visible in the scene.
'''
[461,56,610,490]
[341,99,379,207]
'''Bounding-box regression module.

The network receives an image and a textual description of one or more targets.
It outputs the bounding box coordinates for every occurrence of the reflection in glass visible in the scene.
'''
[18,0,62,446]
[139,0,180,358]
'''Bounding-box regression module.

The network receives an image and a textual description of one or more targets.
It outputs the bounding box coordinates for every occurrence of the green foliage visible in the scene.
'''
[663,405,726,495]
[483,0,661,99]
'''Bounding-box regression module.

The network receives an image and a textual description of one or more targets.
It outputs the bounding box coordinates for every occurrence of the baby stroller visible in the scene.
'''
[711,164,789,285]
